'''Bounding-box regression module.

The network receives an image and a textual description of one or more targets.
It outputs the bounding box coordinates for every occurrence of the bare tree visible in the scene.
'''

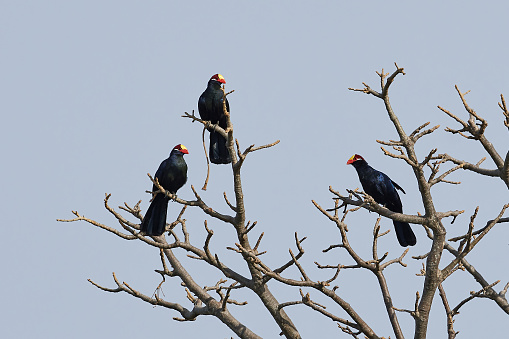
[58,64,508,338]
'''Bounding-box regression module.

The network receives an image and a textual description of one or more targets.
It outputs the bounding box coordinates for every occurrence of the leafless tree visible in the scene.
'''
[59,64,508,339]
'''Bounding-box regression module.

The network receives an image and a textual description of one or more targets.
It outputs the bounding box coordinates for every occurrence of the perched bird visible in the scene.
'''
[198,73,231,164]
[347,154,416,247]
[140,144,189,236]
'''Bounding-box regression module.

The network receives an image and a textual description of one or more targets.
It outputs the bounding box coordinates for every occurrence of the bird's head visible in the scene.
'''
[210,74,226,84]
[173,144,189,155]
[347,154,364,165]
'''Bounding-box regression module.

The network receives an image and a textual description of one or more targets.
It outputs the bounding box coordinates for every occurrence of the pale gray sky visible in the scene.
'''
[1,1,508,338]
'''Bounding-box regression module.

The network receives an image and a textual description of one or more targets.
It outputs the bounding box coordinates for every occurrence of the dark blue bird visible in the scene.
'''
[347,154,416,247]
[198,74,231,164]
[140,144,189,236]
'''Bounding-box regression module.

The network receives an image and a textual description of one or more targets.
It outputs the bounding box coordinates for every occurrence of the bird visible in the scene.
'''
[347,154,416,247]
[198,73,231,164]
[140,144,189,236]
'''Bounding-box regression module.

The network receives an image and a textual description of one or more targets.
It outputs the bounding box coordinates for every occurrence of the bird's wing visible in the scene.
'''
[153,159,169,194]
[198,93,209,121]
[359,171,387,205]
[391,179,406,194]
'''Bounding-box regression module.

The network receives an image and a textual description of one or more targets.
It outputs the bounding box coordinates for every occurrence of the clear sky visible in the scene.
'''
[1,1,508,338]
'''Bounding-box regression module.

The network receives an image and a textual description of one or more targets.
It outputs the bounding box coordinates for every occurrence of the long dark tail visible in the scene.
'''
[140,194,169,236]
[393,221,416,247]
[209,130,231,164]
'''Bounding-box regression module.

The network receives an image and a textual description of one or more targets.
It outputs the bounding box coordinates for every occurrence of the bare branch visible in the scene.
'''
[233,139,280,171]
[271,233,306,275]
[348,82,382,98]
[88,272,216,322]
[437,284,458,339]
[244,221,258,235]
[441,204,508,282]
[393,292,420,320]
[503,150,509,184]
[148,175,235,224]
[443,242,509,314]
[57,208,136,240]
[223,192,238,212]
[327,187,427,225]
[438,153,499,177]
[451,281,501,316]
[182,110,228,139]
[499,94,509,130]
[411,122,441,142]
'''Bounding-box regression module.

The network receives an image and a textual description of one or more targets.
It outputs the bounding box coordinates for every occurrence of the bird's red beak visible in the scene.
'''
[346,154,357,165]
[175,144,189,154]
[219,78,226,84]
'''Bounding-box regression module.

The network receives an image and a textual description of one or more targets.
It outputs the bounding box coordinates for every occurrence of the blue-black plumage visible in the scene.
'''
[347,154,416,247]
[140,144,188,236]
[198,74,231,164]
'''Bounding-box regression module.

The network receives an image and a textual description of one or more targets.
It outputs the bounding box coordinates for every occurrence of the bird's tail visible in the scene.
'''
[393,221,417,247]
[140,194,169,236]
[209,130,231,164]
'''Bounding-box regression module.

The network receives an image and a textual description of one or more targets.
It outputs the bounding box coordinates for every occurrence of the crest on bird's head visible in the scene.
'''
[173,144,189,154]
[347,154,364,165]
[210,74,226,84]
